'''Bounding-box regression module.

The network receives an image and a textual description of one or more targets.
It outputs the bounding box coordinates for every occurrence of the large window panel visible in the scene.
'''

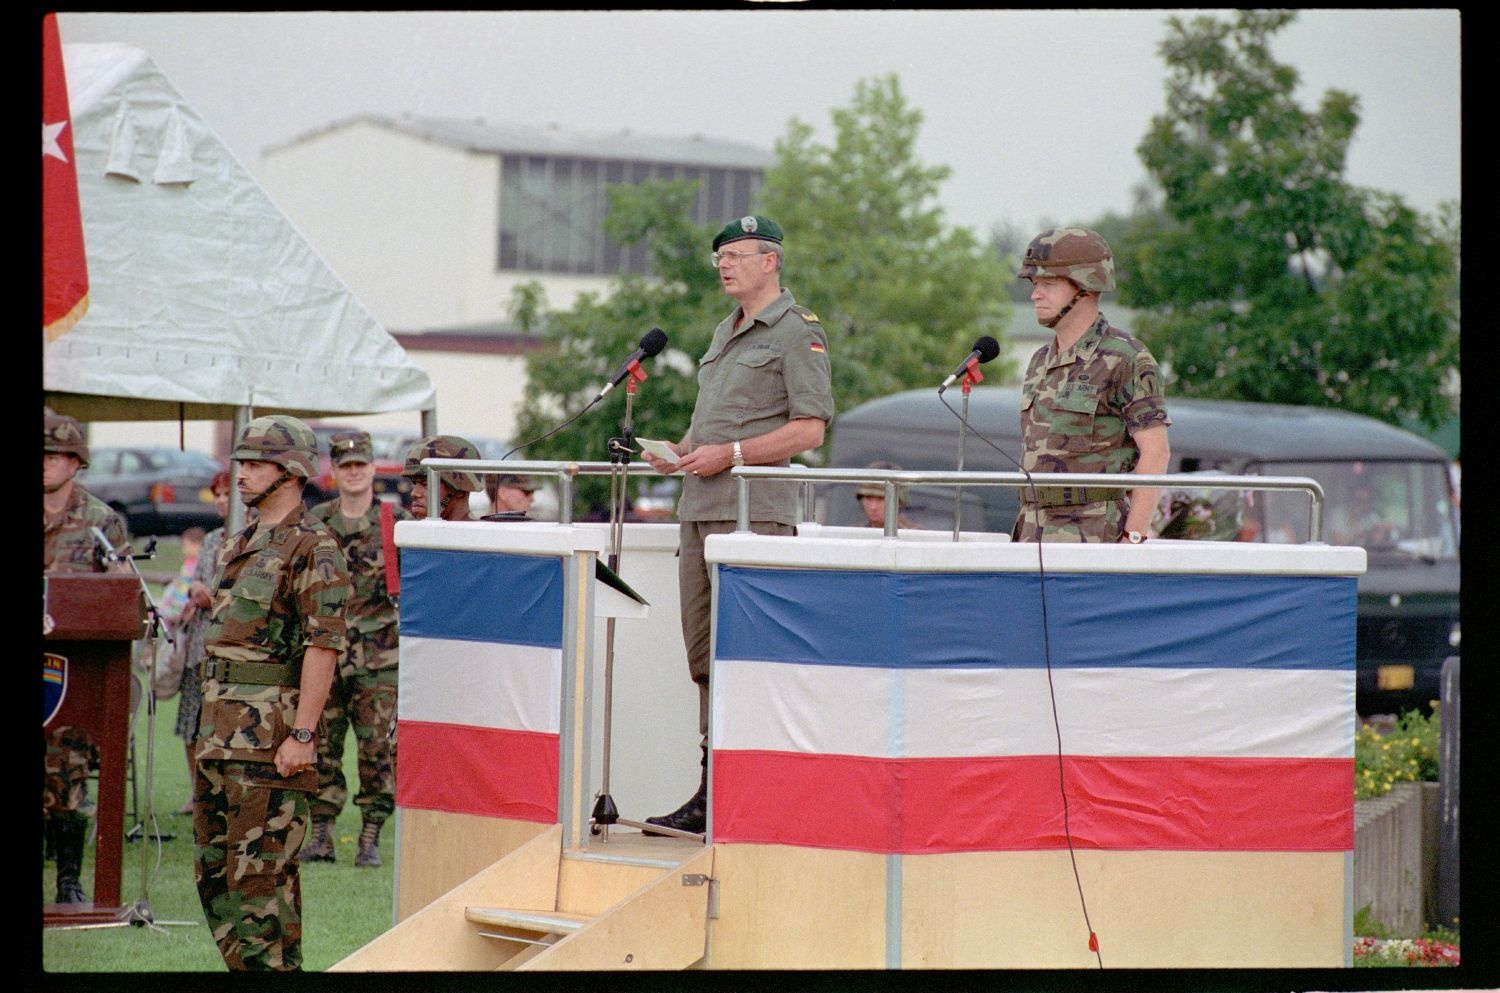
[498,154,763,276]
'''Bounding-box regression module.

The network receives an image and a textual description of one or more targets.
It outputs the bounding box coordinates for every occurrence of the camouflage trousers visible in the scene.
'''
[1012,498,1128,542]
[43,724,98,824]
[309,633,398,824]
[193,758,311,971]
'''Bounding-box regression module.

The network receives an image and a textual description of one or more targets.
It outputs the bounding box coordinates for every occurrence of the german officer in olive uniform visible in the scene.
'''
[193,415,349,971]
[43,411,128,904]
[639,216,834,835]
[303,430,410,868]
[1012,227,1171,543]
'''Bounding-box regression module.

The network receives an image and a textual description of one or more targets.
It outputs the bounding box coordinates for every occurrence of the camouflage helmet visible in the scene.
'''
[231,415,318,478]
[44,412,90,468]
[1017,227,1115,292]
[402,435,484,492]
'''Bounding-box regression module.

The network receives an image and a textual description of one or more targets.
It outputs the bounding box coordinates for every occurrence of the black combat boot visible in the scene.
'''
[53,815,88,904]
[643,747,707,836]
[301,816,336,863]
[354,820,382,868]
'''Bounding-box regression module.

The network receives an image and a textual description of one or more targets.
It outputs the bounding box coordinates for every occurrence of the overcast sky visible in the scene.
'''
[56,9,1461,239]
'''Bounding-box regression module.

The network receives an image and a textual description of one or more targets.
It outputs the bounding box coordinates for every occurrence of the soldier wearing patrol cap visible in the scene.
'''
[637,215,834,836]
[402,434,484,521]
[485,472,539,518]
[856,461,914,529]
[193,414,350,971]
[43,412,130,904]
[303,430,411,868]
[1013,227,1171,544]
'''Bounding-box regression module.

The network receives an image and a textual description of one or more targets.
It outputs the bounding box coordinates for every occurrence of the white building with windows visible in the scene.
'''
[241,116,776,447]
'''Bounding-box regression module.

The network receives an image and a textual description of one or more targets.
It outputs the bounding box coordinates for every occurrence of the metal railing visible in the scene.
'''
[417,458,662,525]
[416,458,1328,542]
[732,466,1327,541]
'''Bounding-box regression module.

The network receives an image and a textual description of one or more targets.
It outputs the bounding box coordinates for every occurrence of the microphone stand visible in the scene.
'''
[591,365,644,842]
[70,536,197,933]
[952,361,985,541]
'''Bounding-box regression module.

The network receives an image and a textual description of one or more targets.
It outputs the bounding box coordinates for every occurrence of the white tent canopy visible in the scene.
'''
[43,43,436,425]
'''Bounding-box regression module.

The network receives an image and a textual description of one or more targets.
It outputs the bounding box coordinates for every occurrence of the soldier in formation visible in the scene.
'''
[303,430,410,868]
[192,415,349,971]
[42,411,129,905]
[404,435,486,522]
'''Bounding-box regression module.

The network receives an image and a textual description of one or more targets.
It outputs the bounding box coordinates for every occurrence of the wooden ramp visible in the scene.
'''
[330,824,714,971]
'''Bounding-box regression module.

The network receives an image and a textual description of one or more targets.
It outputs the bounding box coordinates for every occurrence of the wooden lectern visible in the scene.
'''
[43,573,145,927]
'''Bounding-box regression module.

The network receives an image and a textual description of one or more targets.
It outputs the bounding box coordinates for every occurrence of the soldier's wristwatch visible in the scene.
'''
[732,441,745,467]
[289,727,315,744]
[1125,531,1147,544]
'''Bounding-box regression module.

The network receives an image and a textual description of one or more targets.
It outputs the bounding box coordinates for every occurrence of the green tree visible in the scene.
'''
[988,220,1036,304]
[1121,10,1458,428]
[509,179,727,514]
[513,74,1010,515]
[760,75,1012,400]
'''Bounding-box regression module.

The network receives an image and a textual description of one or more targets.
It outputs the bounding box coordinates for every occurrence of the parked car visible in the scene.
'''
[77,446,226,537]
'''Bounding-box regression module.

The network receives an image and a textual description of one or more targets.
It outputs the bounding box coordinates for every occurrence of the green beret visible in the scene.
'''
[713,215,784,251]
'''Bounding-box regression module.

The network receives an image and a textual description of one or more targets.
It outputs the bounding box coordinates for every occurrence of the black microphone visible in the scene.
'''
[596,328,669,401]
[938,335,1001,393]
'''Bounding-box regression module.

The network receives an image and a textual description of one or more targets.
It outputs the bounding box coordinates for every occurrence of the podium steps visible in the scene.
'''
[330,824,714,971]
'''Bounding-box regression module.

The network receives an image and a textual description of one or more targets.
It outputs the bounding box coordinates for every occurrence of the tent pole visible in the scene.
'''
[227,406,251,533]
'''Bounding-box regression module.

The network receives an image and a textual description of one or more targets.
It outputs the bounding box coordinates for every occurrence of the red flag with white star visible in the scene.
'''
[42,13,89,341]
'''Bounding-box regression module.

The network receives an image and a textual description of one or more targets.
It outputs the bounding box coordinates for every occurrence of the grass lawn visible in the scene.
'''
[42,672,395,972]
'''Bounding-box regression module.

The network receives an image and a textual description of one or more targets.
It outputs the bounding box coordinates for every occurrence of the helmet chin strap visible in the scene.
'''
[243,467,294,508]
[439,484,467,516]
[1042,285,1088,329]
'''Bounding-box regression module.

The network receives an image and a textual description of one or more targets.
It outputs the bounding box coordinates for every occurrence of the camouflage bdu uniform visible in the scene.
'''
[42,726,99,903]
[1013,315,1170,541]
[43,413,126,902]
[43,414,128,572]
[1011,228,1170,542]
[306,433,410,865]
[193,416,349,971]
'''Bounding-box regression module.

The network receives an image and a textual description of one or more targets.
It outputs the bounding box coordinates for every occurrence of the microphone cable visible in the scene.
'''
[937,391,1104,968]
[502,393,603,461]
[505,329,669,460]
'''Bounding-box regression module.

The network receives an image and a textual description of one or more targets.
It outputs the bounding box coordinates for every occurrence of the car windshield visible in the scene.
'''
[1248,460,1458,560]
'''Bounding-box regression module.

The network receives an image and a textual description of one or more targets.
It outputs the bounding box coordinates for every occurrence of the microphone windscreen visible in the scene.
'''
[641,328,669,357]
[974,336,1001,363]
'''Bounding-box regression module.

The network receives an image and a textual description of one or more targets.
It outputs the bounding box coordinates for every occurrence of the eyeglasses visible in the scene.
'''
[709,249,767,268]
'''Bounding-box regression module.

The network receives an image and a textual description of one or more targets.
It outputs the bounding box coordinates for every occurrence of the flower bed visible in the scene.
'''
[1353,936,1461,967]
[1355,708,1440,800]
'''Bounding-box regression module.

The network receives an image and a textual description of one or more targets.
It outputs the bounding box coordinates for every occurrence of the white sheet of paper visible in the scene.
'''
[636,437,680,464]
